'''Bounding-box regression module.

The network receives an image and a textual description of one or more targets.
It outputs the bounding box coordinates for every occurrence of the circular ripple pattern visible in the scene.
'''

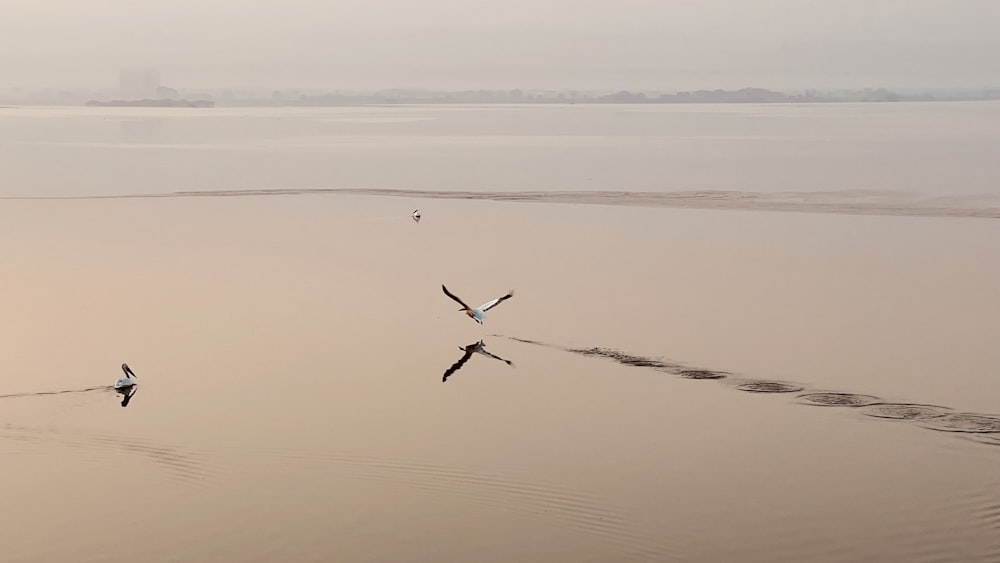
[920,413,1000,433]
[796,393,881,407]
[679,370,727,380]
[858,403,952,420]
[736,381,803,393]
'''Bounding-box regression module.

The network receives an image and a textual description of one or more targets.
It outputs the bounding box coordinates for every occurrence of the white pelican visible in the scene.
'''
[442,285,514,325]
[412,209,421,222]
[114,363,137,390]
[442,340,514,382]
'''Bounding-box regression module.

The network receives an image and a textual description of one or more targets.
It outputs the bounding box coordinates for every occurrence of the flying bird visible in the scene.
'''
[442,285,514,325]
[442,340,514,382]
[114,363,137,390]
[412,209,421,222]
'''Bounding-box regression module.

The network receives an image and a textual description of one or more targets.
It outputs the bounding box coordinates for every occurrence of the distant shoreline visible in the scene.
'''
[84,98,214,108]
[249,87,1000,106]
[49,97,1000,109]
[6,187,999,220]
[1,85,997,108]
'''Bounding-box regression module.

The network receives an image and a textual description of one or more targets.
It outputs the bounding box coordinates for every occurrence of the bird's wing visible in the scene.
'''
[477,347,513,366]
[442,347,476,382]
[479,290,514,312]
[442,285,471,310]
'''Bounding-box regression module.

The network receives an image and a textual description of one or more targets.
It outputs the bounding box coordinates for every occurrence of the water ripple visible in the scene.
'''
[497,334,1000,451]
[797,392,882,407]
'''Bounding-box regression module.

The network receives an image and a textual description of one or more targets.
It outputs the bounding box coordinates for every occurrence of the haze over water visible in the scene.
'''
[4,103,1000,200]
[3,103,1000,562]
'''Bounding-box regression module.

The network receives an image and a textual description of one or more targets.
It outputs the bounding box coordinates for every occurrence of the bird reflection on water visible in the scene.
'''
[442,340,515,382]
[117,385,137,408]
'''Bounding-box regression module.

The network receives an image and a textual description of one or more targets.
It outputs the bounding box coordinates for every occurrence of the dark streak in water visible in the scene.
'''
[496,334,1000,450]
[0,385,112,399]
[736,381,804,393]
[569,347,685,372]
[921,414,1000,434]
[858,403,953,420]
[498,336,744,382]
[966,434,1000,447]
[796,392,881,406]
[563,346,729,381]
[4,187,1000,219]
[506,336,546,346]
[678,370,729,380]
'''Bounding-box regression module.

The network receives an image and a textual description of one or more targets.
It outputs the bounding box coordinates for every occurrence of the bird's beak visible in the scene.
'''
[123,364,136,379]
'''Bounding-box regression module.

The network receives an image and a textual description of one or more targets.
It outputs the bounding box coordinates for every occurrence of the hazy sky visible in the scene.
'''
[2,0,998,91]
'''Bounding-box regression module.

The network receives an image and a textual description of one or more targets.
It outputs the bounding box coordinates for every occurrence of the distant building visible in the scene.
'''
[155,85,179,98]
[118,68,161,98]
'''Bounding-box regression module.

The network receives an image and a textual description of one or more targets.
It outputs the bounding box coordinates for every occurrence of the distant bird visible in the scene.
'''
[442,285,514,325]
[442,340,514,382]
[412,209,421,222]
[114,363,137,390]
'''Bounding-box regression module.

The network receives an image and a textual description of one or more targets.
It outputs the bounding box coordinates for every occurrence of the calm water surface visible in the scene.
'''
[2,104,1000,562]
[3,102,1000,198]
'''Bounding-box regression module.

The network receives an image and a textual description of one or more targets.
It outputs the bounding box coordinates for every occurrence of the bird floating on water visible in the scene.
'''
[442,340,514,382]
[412,209,421,222]
[115,363,137,390]
[442,285,514,325]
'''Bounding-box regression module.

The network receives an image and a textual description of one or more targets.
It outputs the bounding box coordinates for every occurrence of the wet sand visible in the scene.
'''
[3,192,1000,562]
